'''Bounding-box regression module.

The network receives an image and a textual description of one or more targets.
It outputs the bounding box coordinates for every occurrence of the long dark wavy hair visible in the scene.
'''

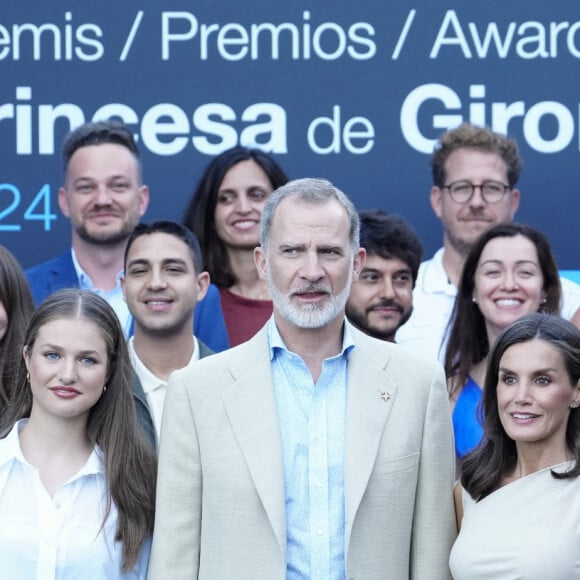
[0,289,157,572]
[183,146,288,288]
[444,223,561,395]
[0,245,34,409]
[461,313,580,501]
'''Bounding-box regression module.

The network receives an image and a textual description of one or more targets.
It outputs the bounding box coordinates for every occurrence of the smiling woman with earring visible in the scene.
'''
[0,288,157,578]
[183,146,288,346]
[444,223,561,463]
[450,313,580,578]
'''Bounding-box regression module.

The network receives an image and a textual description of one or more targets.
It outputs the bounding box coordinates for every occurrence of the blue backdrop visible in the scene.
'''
[1,1,578,274]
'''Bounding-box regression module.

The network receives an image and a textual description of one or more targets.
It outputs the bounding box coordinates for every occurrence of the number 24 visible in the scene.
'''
[0,183,57,231]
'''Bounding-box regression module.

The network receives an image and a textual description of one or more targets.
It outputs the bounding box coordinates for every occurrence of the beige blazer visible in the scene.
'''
[148,322,456,580]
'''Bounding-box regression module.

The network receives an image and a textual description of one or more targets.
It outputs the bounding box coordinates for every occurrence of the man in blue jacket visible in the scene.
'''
[26,120,228,352]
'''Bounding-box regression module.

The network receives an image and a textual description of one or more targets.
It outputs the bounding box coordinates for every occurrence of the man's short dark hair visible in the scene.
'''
[124,220,204,274]
[62,121,141,175]
[358,210,423,286]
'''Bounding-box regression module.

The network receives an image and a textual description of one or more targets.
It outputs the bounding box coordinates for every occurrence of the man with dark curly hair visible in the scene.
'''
[346,209,423,342]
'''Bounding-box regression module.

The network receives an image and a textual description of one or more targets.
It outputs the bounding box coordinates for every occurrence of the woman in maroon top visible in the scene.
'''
[184,147,288,346]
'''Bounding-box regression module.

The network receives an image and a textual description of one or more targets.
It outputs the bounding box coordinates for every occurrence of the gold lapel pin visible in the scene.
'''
[380,391,391,402]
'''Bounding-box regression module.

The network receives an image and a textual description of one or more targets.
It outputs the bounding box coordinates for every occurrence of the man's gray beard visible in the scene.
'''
[266,264,353,329]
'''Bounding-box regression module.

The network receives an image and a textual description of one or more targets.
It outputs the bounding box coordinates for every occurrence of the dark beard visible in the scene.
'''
[346,303,413,342]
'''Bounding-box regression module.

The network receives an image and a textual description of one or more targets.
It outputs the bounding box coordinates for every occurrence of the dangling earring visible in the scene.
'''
[103,385,107,393]
[26,372,30,383]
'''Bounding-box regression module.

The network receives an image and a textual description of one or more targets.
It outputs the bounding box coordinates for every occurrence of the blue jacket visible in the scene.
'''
[25,251,230,353]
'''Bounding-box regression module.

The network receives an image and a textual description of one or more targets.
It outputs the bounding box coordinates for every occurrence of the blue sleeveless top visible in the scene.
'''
[452,376,483,458]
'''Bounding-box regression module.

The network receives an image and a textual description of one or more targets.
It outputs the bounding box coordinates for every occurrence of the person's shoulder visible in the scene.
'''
[351,327,446,415]
[560,276,580,319]
[419,248,443,271]
[25,251,77,304]
[414,256,432,289]
[0,423,21,468]
[25,251,74,280]
[560,276,580,295]
[351,324,441,373]
[415,247,447,289]
[170,328,270,395]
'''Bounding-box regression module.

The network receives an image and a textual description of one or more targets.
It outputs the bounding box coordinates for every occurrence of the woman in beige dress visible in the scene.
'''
[450,313,580,579]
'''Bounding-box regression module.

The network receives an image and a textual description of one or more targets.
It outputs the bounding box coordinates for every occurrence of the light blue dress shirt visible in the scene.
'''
[71,248,132,336]
[268,319,354,580]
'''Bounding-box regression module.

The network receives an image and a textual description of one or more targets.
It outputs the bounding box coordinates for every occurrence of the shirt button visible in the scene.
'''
[317,528,324,536]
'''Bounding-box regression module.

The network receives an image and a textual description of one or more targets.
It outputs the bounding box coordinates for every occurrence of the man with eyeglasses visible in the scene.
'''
[396,122,580,360]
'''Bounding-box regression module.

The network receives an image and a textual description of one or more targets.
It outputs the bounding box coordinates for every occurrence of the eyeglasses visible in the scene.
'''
[441,180,511,204]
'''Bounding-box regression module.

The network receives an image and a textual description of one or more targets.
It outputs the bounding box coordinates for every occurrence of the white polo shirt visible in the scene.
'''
[128,337,200,440]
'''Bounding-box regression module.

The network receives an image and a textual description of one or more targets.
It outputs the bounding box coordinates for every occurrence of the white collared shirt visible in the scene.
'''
[0,420,150,579]
[396,247,580,363]
[395,248,455,362]
[71,248,132,337]
[128,337,200,441]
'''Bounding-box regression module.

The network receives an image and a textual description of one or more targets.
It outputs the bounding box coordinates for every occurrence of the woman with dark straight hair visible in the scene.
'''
[0,289,157,577]
[184,146,288,346]
[450,313,580,578]
[0,245,35,411]
[444,223,561,460]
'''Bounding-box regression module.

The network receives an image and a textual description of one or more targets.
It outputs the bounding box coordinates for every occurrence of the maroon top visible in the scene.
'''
[219,287,273,347]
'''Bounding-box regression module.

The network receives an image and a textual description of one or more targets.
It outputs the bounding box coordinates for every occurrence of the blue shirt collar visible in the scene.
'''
[71,248,124,291]
[267,315,355,360]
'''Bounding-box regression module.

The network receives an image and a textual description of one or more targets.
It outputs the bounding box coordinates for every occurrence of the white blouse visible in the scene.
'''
[0,420,150,579]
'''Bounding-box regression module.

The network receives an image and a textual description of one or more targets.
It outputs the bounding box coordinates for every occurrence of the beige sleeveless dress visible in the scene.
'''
[450,461,580,579]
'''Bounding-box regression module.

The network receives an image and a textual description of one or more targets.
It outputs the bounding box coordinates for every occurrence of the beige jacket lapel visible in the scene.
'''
[344,329,398,548]
[219,324,397,559]
[221,328,287,556]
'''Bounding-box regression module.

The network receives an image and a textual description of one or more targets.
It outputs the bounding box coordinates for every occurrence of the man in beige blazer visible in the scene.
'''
[148,178,456,579]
